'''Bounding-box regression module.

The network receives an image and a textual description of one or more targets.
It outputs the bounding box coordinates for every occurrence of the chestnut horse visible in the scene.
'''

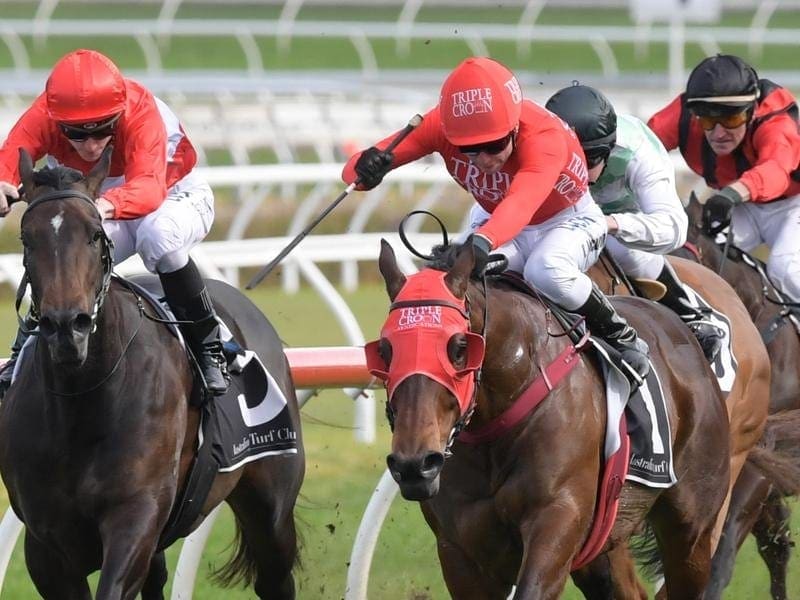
[669,193,800,600]
[0,150,304,599]
[591,251,771,557]
[368,239,731,599]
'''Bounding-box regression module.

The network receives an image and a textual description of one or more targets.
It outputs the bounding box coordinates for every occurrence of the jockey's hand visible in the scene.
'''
[0,181,19,217]
[470,234,492,279]
[94,197,115,220]
[354,147,394,190]
[702,186,742,236]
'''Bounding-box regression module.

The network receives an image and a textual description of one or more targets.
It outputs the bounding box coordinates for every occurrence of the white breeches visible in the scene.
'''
[102,173,215,274]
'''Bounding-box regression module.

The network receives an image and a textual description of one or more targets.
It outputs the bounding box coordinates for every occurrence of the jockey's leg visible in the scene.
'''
[656,261,723,361]
[574,283,650,381]
[0,313,38,399]
[159,258,228,397]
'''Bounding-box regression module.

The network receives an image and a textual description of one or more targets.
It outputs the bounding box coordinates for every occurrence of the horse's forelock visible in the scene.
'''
[427,243,460,271]
[32,166,85,191]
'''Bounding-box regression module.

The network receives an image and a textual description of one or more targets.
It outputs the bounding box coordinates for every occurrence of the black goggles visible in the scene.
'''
[584,147,610,169]
[59,114,120,141]
[458,132,514,157]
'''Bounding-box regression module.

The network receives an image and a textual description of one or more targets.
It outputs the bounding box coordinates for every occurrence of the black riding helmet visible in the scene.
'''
[685,54,760,117]
[546,83,616,164]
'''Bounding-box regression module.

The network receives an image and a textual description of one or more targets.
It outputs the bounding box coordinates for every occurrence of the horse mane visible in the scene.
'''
[426,243,459,272]
[31,165,85,190]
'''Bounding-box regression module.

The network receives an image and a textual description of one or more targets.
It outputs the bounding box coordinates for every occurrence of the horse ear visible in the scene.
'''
[18,148,35,199]
[378,239,406,301]
[85,145,113,197]
[444,240,473,298]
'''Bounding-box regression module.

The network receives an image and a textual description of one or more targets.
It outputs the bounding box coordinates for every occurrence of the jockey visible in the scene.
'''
[546,83,724,361]
[342,56,650,381]
[0,49,228,399]
[649,54,800,305]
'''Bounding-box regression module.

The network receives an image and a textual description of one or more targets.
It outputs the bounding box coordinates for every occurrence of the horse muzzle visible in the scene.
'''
[386,451,445,500]
[38,309,93,365]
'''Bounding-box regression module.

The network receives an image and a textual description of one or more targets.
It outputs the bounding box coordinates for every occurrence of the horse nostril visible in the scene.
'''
[73,313,93,335]
[420,452,445,478]
[38,316,56,337]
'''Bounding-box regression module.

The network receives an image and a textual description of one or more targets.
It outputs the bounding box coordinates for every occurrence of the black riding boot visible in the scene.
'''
[574,283,650,382]
[656,262,723,362]
[0,315,37,400]
[159,260,229,397]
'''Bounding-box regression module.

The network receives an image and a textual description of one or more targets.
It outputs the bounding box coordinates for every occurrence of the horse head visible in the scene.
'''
[18,146,113,366]
[367,240,490,500]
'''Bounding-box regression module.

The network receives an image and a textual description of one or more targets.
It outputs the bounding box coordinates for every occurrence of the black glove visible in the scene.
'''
[354,146,394,190]
[702,187,742,236]
[470,235,492,279]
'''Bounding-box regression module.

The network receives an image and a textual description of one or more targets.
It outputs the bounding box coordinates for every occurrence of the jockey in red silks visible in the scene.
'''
[0,49,228,398]
[343,56,650,381]
[649,53,800,306]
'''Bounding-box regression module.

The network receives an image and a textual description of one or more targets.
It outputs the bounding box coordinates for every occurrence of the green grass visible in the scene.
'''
[1,3,800,75]
[0,282,797,599]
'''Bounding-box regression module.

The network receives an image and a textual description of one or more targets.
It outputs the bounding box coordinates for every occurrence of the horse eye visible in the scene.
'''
[378,339,393,366]
[90,230,104,245]
[448,335,468,367]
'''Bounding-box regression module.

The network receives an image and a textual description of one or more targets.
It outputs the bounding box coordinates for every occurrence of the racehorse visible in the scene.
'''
[368,238,732,599]
[0,149,304,599]
[670,193,800,600]
[590,251,771,555]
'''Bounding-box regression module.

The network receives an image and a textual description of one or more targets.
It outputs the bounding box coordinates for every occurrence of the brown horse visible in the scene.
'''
[591,252,771,556]
[669,193,800,600]
[0,149,305,599]
[368,239,731,599]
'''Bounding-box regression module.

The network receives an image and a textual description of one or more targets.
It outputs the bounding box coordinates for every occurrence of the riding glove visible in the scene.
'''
[354,147,394,190]
[470,235,492,279]
[702,186,742,236]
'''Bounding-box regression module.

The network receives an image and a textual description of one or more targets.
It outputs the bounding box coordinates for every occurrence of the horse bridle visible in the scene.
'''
[16,189,115,336]
[383,279,488,457]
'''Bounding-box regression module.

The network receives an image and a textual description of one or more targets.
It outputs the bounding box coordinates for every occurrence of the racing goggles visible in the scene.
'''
[584,147,610,168]
[59,114,120,141]
[694,110,749,131]
[458,132,514,158]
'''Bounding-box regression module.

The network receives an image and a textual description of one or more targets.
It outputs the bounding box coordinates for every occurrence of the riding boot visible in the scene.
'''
[656,262,724,362]
[159,260,229,397]
[574,283,650,382]
[0,315,37,400]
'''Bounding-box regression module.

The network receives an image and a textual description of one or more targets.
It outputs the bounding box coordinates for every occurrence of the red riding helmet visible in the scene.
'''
[46,49,126,124]
[439,57,523,146]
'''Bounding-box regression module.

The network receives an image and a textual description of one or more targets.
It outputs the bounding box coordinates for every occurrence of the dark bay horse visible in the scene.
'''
[669,193,800,600]
[368,239,731,599]
[0,149,304,599]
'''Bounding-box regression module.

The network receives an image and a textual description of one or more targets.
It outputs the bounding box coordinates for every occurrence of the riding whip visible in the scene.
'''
[245,113,424,290]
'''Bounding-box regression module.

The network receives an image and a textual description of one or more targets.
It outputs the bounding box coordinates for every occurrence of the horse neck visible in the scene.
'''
[697,236,768,317]
[472,285,566,422]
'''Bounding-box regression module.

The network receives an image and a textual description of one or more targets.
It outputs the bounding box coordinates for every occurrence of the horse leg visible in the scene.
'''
[434,536,512,600]
[706,461,772,600]
[648,496,718,600]
[752,491,793,600]
[24,532,91,600]
[225,480,299,600]
[140,551,168,600]
[95,508,163,600]
[571,545,647,600]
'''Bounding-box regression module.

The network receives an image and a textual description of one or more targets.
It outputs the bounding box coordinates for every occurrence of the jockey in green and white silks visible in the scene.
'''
[547,84,723,361]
